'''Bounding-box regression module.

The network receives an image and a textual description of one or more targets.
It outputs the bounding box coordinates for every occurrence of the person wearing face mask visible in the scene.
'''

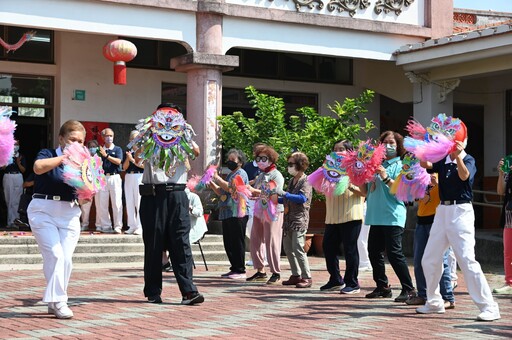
[320,140,365,294]
[28,120,90,319]
[210,149,249,279]
[246,144,285,285]
[122,130,144,235]
[79,140,100,231]
[359,131,417,302]
[2,139,26,229]
[95,128,123,233]
[279,152,313,288]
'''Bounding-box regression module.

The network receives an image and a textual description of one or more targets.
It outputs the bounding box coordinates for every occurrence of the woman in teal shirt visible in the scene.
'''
[360,131,416,303]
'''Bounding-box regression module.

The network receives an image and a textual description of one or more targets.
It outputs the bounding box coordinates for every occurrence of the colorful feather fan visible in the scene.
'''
[390,153,430,202]
[254,180,278,223]
[62,142,106,200]
[128,107,196,176]
[0,107,16,167]
[341,140,386,186]
[230,175,251,217]
[308,152,349,196]
[188,165,218,192]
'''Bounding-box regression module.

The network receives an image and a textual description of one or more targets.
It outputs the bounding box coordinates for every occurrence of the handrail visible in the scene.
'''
[473,189,502,209]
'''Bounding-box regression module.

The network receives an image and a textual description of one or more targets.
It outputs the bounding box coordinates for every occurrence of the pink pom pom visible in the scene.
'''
[187,175,200,192]
[415,133,454,163]
[0,116,16,167]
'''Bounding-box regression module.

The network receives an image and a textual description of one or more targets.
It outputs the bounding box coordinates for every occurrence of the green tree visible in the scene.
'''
[218,86,376,198]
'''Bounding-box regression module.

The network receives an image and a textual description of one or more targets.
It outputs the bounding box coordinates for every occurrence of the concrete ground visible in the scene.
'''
[0,256,510,339]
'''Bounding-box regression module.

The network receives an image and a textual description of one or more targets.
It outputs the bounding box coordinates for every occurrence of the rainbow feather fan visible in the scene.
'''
[390,153,430,202]
[188,165,217,192]
[254,180,278,223]
[341,140,386,187]
[0,107,16,167]
[62,142,106,200]
[308,152,349,196]
[230,175,251,217]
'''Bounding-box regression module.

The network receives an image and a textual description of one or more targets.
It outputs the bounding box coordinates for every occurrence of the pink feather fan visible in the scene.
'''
[0,106,16,167]
[62,142,106,200]
[341,139,386,186]
[390,153,430,202]
[187,164,218,192]
[231,175,251,217]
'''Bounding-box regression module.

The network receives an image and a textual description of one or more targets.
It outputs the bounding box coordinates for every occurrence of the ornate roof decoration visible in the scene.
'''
[374,0,415,16]
[268,0,411,16]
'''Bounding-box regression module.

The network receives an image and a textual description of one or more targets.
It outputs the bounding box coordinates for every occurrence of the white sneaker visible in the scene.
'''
[125,227,136,234]
[492,285,512,295]
[114,227,122,234]
[358,266,373,272]
[125,227,142,235]
[48,302,73,319]
[416,304,445,314]
[477,309,500,321]
[133,228,142,235]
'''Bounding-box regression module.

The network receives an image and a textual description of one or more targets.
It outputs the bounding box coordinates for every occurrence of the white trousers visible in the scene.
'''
[358,202,372,268]
[80,199,94,228]
[3,173,23,225]
[28,199,81,303]
[124,173,142,230]
[95,174,123,229]
[422,203,498,313]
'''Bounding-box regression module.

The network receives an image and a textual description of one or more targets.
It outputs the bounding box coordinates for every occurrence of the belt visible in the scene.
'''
[6,172,20,174]
[127,171,143,174]
[440,200,471,205]
[33,193,76,203]
[105,172,119,176]
[154,183,186,192]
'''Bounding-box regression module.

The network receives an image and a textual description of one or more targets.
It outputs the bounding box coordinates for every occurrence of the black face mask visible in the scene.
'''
[226,160,238,171]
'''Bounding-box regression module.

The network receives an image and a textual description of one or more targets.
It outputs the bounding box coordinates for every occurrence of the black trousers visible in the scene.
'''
[368,225,414,291]
[323,220,362,288]
[222,216,248,273]
[140,189,197,297]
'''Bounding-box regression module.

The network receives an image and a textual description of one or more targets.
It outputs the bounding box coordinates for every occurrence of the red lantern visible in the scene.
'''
[103,39,137,85]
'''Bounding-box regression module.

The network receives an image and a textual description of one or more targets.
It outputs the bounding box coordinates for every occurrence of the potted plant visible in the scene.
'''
[218,86,376,255]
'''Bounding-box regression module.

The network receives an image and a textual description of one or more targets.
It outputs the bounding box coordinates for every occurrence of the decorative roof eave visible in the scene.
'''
[395,25,512,73]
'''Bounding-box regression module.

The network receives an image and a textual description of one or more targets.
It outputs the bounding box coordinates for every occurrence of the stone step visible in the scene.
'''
[0,250,229,265]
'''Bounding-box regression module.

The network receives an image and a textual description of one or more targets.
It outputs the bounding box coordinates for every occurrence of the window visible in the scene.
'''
[124,37,188,70]
[0,74,53,119]
[226,48,352,85]
[0,26,53,63]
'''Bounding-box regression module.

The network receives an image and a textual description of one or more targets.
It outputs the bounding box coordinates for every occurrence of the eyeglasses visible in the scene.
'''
[255,156,269,162]
[287,162,296,167]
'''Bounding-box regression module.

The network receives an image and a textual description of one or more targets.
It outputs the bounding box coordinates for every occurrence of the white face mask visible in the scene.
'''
[288,166,298,176]
[104,136,114,144]
[257,161,270,170]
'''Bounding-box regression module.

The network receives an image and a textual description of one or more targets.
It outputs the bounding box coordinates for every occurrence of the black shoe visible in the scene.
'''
[365,286,392,299]
[266,273,281,285]
[320,281,345,291]
[162,262,172,272]
[181,292,204,305]
[147,295,162,304]
[395,288,417,302]
[246,272,268,282]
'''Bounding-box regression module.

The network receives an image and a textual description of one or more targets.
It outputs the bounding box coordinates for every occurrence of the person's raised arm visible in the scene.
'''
[33,155,66,175]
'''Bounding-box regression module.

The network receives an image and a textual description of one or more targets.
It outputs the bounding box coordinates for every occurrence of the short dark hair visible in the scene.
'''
[287,152,309,172]
[332,139,354,151]
[157,103,183,112]
[226,148,247,165]
[379,131,405,157]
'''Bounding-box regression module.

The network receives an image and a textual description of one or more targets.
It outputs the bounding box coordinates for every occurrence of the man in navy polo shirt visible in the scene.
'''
[417,138,500,321]
[95,128,123,233]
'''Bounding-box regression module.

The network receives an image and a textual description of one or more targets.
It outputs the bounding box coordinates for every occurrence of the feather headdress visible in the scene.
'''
[0,107,16,167]
[390,153,430,202]
[254,180,278,223]
[128,106,196,176]
[62,142,106,200]
[308,152,349,196]
[342,140,386,187]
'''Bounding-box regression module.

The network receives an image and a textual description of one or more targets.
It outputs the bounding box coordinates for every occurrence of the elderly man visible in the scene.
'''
[95,128,123,233]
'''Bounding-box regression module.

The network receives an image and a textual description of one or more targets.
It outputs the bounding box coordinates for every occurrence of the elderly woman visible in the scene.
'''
[359,131,417,302]
[320,140,365,294]
[210,148,250,279]
[280,152,313,288]
[246,144,285,285]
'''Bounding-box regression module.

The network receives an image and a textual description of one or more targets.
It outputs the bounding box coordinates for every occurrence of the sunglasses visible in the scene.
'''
[255,156,269,162]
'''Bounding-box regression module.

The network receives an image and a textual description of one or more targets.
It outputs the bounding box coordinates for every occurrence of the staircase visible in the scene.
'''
[0,233,229,269]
